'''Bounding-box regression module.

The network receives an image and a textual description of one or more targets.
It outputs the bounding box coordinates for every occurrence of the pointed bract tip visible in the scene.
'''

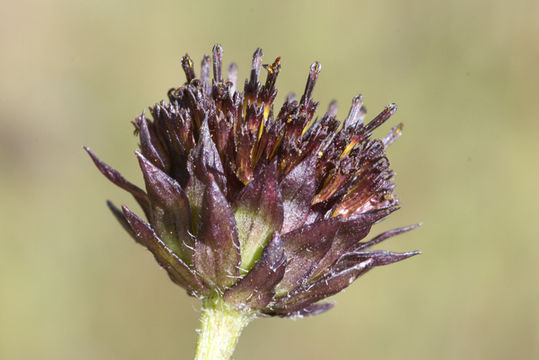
[134,150,152,169]
[394,223,422,233]
[133,149,143,159]
[120,204,130,215]
[394,250,422,261]
[83,146,97,159]
[398,249,422,259]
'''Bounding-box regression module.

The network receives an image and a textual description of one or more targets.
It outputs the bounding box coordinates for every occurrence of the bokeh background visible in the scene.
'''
[1,0,538,359]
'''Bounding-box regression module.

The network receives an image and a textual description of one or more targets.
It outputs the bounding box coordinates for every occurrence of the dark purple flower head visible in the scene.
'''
[86,44,420,317]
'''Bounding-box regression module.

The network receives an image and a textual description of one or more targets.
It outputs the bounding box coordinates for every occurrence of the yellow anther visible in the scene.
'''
[340,137,359,159]
[269,135,283,159]
[267,57,281,74]
[301,124,309,136]
[263,104,271,121]
[331,207,348,218]
[257,117,265,141]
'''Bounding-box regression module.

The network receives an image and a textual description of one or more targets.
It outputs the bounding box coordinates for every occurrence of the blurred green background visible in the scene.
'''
[1,0,538,359]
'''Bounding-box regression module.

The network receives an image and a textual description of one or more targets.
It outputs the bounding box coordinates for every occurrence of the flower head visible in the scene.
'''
[86,44,419,317]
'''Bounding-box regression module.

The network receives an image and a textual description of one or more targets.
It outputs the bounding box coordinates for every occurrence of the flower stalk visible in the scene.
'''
[194,296,253,360]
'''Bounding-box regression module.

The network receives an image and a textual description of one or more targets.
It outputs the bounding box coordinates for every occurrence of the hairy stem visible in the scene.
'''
[194,297,253,360]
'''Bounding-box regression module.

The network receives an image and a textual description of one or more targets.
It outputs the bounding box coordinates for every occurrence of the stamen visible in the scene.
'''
[301,121,310,137]
[263,57,281,96]
[300,61,321,105]
[181,54,195,83]
[382,123,403,147]
[327,100,338,118]
[227,63,238,93]
[249,48,263,86]
[340,136,360,159]
[263,104,271,121]
[343,95,364,129]
[212,44,223,83]
[258,114,265,141]
[245,48,264,110]
[268,135,283,159]
[200,54,211,94]
[364,103,397,134]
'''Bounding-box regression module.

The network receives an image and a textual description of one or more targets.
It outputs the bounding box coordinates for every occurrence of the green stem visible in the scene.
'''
[194,296,253,360]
